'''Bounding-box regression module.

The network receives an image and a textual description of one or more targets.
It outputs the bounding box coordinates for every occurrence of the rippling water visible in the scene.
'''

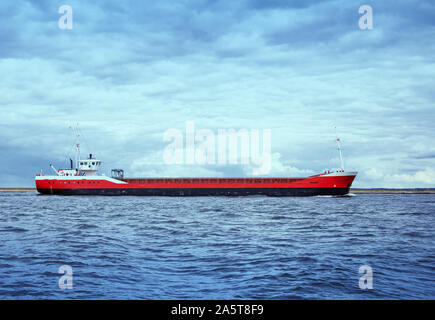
[0,192,434,299]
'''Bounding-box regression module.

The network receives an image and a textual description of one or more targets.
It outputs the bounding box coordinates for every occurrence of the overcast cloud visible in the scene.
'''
[1,0,434,187]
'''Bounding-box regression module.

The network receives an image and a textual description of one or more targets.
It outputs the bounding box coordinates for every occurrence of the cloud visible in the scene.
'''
[365,167,435,188]
[0,0,434,187]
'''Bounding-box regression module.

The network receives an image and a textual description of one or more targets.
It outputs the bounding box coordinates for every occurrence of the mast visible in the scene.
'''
[335,127,345,170]
[76,126,80,170]
[76,141,80,170]
[70,123,80,170]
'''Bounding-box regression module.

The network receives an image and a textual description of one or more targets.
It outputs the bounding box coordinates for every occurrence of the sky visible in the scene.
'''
[1,0,434,188]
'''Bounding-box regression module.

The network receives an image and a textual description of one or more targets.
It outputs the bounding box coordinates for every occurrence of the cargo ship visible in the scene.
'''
[35,137,357,196]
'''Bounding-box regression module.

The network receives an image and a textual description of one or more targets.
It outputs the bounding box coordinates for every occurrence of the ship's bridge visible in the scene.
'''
[79,154,101,176]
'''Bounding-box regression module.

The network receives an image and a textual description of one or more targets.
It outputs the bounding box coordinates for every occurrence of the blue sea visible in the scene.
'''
[0,192,434,299]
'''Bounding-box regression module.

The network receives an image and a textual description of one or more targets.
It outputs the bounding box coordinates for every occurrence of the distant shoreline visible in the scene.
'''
[0,188,36,192]
[350,188,435,194]
[1,188,434,194]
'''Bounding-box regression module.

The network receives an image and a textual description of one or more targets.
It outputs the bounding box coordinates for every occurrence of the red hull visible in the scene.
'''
[35,171,357,196]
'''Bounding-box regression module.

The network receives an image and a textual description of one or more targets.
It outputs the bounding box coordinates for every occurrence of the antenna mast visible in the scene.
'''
[71,123,80,170]
[335,127,345,170]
